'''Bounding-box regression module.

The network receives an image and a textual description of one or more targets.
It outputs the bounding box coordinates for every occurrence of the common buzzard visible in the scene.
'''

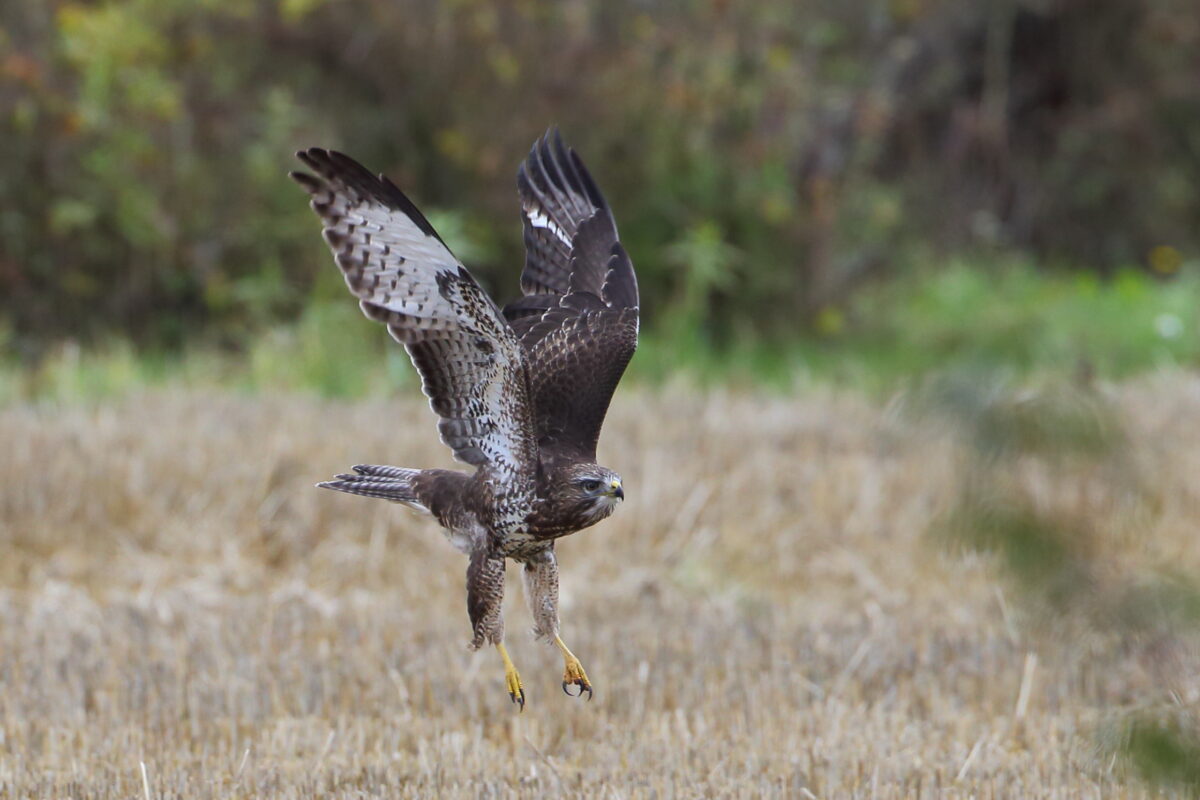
[292,131,638,709]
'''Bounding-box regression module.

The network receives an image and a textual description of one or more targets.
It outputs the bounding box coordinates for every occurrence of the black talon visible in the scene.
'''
[562,679,592,699]
[510,688,525,710]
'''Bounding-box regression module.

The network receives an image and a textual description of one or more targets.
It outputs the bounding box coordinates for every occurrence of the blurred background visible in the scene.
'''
[2,0,1198,395]
[4,1,1200,795]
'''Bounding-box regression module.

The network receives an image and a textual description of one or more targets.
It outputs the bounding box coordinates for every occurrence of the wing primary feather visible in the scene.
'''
[549,129,596,218]
[542,131,585,219]
[527,141,569,230]
[378,174,448,245]
[566,148,608,211]
[295,148,449,248]
[288,170,322,193]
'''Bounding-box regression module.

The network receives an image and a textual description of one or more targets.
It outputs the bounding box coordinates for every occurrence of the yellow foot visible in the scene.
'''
[497,642,525,710]
[555,635,593,700]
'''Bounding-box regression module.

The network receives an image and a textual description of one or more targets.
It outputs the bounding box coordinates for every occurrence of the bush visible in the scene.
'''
[1,0,1197,353]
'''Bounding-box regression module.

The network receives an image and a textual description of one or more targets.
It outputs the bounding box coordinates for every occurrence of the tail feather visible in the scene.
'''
[351,464,412,479]
[317,465,430,513]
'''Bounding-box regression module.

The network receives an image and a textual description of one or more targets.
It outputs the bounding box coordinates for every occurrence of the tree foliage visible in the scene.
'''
[1,0,1197,352]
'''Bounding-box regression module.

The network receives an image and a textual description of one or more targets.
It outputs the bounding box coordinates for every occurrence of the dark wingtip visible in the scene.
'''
[289,170,321,192]
[295,147,328,169]
[529,126,607,210]
[294,148,449,248]
[327,149,365,172]
[568,148,606,209]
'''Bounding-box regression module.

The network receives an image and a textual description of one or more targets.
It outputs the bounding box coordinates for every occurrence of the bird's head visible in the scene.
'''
[561,464,624,526]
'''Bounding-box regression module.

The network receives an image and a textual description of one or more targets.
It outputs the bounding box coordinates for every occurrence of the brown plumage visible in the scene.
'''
[292,130,638,708]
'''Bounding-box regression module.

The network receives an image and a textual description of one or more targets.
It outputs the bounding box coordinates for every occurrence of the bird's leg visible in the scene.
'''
[522,547,592,700]
[496,641,524,709]
[553,634,592,700]
[468,546,524,709]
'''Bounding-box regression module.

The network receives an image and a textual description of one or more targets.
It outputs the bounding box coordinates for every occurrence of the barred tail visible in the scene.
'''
[316,464,430,513]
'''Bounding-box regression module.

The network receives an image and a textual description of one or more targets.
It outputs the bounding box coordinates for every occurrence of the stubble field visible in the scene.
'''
[3,375,1200,798]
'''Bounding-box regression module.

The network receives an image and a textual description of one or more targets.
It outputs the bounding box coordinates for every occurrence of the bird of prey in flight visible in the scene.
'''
[292,130,638,709]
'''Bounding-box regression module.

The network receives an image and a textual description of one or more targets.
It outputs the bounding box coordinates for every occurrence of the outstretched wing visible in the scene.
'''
[504,130,639,461]
[292,149,537,517]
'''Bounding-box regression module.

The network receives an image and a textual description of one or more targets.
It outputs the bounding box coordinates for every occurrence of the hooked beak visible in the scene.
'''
[609,480,624,501]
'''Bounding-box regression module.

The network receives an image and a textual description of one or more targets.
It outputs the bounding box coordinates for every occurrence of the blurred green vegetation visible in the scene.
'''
[1119,713,1200,792]
[2,0,1199,372]
[3,257,1198,402]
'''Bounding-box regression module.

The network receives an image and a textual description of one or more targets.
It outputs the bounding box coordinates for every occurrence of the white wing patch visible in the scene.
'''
[524,207,573,247]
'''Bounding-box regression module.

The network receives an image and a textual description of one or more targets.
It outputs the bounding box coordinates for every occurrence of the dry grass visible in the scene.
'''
[3,375,1200,798]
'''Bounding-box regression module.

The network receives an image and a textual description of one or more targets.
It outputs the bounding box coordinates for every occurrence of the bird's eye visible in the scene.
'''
[581,479,601,492]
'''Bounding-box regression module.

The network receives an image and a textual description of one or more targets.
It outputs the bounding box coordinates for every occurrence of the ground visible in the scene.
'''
[3,377,1199,798]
